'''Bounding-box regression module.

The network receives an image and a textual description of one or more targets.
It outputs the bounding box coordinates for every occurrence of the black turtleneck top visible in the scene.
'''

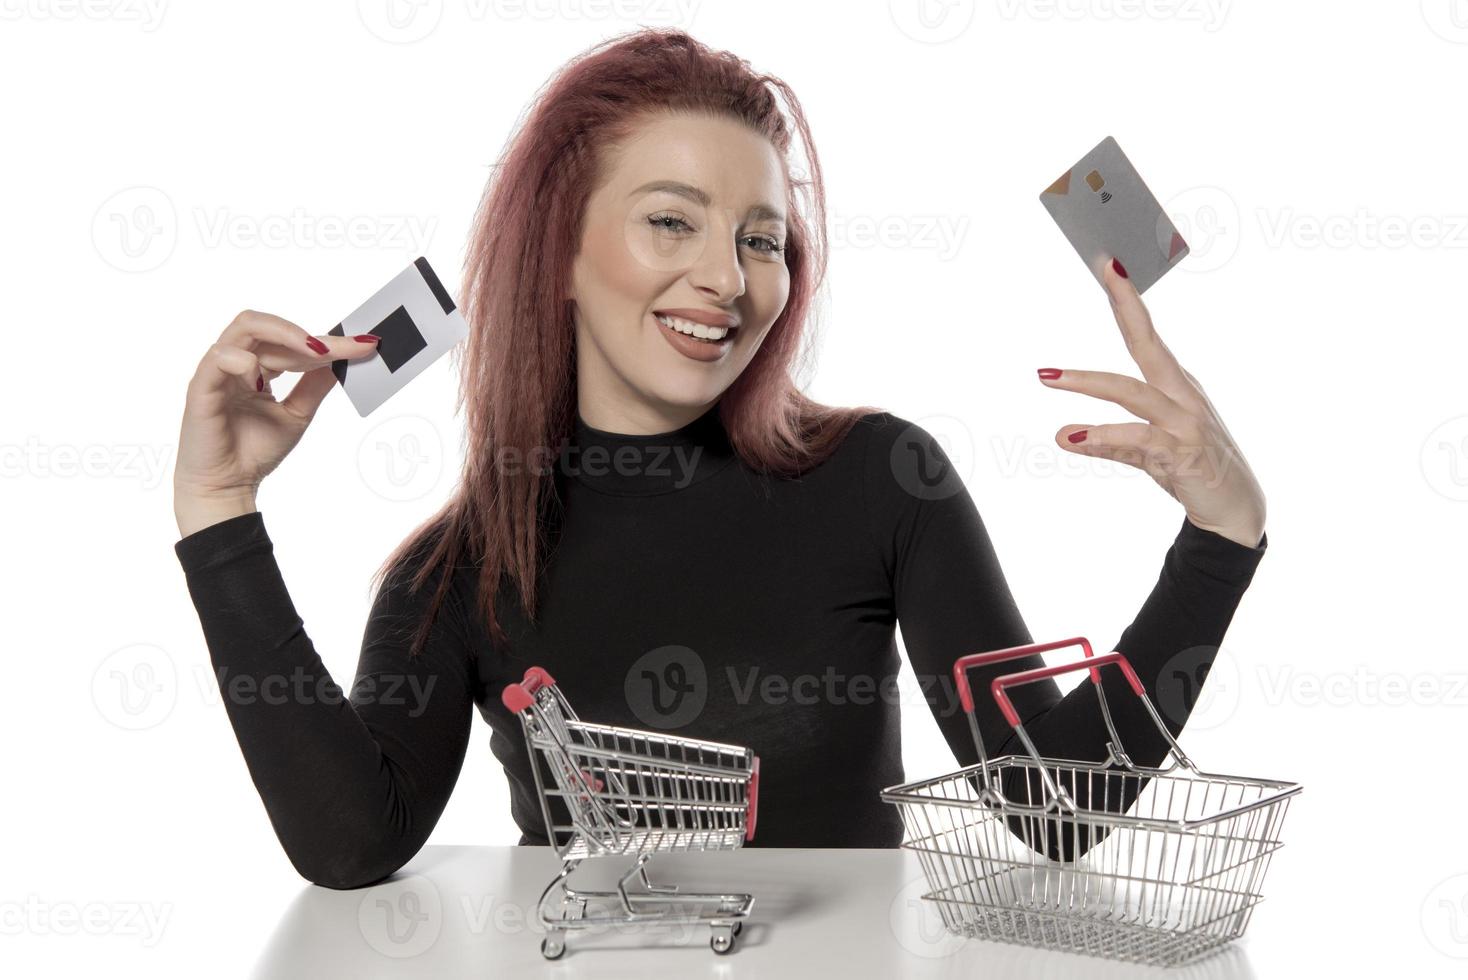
[173,406,1267,888]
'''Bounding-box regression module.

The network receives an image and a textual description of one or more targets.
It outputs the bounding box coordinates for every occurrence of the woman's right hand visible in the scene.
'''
[174,310,381,537]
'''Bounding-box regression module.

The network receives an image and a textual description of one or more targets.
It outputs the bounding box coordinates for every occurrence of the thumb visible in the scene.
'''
[280,365,341,423]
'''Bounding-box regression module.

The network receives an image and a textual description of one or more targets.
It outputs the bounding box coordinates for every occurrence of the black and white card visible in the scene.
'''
[328,256,468,417]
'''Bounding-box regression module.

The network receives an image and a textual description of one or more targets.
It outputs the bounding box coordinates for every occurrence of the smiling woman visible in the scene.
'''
[172,27,1268,890]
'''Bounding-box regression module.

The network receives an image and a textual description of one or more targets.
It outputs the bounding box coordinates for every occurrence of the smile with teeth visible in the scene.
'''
[656,313,733,343]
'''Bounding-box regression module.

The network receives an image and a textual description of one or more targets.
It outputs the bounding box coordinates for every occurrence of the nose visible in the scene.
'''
[688,215,745,306]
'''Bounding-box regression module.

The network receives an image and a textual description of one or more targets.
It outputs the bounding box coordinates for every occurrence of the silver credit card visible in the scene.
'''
[1039,135,1188,294]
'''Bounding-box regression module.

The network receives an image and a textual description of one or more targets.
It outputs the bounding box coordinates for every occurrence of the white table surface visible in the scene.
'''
[246,845,1277,978]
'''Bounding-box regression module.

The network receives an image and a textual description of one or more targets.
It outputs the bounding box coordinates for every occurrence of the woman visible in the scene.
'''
[172,29,1266,889]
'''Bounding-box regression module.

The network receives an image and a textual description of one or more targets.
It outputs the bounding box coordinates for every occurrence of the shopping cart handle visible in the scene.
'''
[500,666,557,714]
[745,755,760,842]
[953,637,1097,714]
[991,652,1145,727]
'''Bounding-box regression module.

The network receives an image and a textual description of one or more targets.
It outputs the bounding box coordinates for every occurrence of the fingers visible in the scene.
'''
[280,366,340,423]
[194,310,379,394]
[1056,421,1179,476]
[1100,259,1192,397]
[198,343,265,397]
[1036,367,1191,432]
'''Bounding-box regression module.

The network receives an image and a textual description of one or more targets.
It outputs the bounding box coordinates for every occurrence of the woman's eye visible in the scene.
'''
[743,235,784,255]
[648,214,692,233]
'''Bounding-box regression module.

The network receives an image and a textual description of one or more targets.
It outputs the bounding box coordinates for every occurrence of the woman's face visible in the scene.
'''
[569,111,791,430]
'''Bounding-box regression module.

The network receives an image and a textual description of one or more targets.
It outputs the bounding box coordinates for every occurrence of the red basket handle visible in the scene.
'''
[991,652,1145,726]
[745,755,760,842]
[953,637,1096,714]
[501,666,557,714]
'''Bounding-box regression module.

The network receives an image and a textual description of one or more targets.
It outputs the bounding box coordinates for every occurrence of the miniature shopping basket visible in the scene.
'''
[502,666,760,959]
[881,637,1301,967]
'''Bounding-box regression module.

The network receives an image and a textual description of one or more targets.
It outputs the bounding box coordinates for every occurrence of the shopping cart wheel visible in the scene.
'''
[731,921,743,937]
[541,935,566,960]
[710,925,737,955]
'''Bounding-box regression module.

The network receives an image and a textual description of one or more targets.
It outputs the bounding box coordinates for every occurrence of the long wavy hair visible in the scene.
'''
[377,28,878,659]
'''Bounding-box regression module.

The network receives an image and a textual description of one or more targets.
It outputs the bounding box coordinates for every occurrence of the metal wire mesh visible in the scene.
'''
[522,684,755,858]
[887,757,1297,967]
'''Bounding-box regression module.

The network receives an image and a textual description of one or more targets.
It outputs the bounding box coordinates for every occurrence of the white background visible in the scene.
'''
[5,0,1468,976]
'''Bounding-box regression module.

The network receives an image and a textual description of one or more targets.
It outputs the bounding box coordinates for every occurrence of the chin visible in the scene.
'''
[635,371,731,413]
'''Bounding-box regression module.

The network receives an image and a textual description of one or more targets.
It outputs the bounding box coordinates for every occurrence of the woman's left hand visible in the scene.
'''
[1036,257,1266,549]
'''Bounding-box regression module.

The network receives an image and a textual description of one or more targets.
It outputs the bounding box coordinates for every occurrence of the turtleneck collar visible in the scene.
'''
[561,402,737,496]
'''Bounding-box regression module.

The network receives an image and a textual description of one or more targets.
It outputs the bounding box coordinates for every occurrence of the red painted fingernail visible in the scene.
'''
[256,372,264,392]
[353,334,381,343]
[1068,429,1088,443]
[306,337,330,355]
[1037,368,1062,380]
[1111,258,1129,279]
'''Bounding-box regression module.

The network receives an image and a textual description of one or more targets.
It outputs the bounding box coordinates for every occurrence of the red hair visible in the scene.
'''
[378,27,878,657]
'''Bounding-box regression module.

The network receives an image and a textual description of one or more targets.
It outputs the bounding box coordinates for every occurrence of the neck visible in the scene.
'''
[562,400,736,496]
[575,392,715,437]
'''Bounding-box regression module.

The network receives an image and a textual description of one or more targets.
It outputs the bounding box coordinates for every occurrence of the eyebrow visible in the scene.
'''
[629,180,786,225]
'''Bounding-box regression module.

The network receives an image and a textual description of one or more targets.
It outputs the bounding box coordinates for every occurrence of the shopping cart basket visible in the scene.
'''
[881,637,1301,967]
[502,666,760,959]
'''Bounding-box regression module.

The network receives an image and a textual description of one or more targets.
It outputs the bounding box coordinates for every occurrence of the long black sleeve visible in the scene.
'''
[868,413,1267,856]
[173,511,476,889]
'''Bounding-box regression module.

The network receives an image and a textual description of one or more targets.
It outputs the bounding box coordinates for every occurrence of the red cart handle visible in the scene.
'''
[501,666,557,714]
[953,636,1097,714]
[745,755,760,842]
[991,652,1145,726]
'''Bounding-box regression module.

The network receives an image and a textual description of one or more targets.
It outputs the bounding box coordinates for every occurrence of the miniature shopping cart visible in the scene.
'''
[501,667,760,959]
[881,637,1301,967]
